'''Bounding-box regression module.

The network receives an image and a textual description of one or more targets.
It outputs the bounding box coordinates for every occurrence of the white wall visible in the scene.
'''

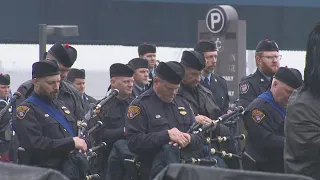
[0,44,306,99]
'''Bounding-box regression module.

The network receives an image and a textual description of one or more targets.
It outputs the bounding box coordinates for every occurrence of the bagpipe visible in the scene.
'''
[181,157,218,167]
[79,89,120,160]
[0,92,22,163]
[0,92,21,122]
[187,106,245,163]
[202,146,242,160]
[64,89,119,180]
[206,134,245,144]
[188,106,244,134]
[225,100,244,155]
[78,89,119,142]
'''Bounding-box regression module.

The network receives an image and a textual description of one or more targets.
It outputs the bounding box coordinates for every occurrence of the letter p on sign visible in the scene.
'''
[210,13,221,30]
[206,8,225,34]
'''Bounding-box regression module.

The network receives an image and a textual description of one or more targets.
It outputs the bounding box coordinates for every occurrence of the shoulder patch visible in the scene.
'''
[127,106,141,120]
[239,81,250,94]
[251,109,265,123]
[16,106,30,120]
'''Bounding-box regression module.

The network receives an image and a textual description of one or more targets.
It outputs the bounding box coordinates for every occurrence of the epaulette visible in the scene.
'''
[59,80,72,94]
[199,85,213,96]
[20,80,33,89]
[249,98,267,109]
[213,73,224,80]
[19,80,34,98]
[213,74,227,83]
[61,80,81,96]
[130,90,151,104]
[240,73,255,82]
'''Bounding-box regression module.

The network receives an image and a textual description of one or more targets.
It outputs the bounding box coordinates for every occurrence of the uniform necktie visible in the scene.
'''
[204,77,210,88]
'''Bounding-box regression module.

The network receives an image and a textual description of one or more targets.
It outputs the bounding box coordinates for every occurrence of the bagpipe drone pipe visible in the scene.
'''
[0,91,22,163]
[0,92,21,141]
[77,89,119,143]
[225,100,244,155]
[187,106,245,168]
[62,89,119,180]
[187,106,244,135]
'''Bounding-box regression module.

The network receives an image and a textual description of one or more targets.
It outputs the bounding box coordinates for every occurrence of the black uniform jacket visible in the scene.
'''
[16,80,85,121]
[126,89,204,163]
[0,98,11,141]
[244,91,285,173]
[14,93,76,171]
[82,93,96,112]
[200,73,229,113]
[178,84,222,120]
[98,96,134,144]
[239,69,271,108]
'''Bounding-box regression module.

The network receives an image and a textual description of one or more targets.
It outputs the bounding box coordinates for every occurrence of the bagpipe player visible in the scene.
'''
[14,60,88,179]
[126,61,204,180]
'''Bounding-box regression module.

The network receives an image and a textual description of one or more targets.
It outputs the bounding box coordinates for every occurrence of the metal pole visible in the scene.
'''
[39,24,47,61]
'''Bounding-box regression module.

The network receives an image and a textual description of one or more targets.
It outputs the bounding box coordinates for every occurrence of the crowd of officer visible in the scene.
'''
[0,22,320,180]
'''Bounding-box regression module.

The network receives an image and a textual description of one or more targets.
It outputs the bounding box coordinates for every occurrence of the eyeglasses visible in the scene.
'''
[260,55,282,61]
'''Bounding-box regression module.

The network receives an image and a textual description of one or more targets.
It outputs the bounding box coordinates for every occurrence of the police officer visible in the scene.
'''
[66,68,98,175]
[66,68,96,111]
[178,50,221,120]
[138,43,157,81]
[16,43,85,121]
[178,50,238,168]
[127,58,149,98]
[284,22,320,179]
[194,41,230,113]
[126,61,204,180]
[0,74,11,161]
[243,67,302,173]
[14,60,87,176]
[239,39,281,108]
[96,63,134,178]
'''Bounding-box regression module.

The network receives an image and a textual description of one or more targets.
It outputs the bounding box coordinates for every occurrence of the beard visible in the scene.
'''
[262,65,279,77]
[204,65,215,74]
[38,85,59,100]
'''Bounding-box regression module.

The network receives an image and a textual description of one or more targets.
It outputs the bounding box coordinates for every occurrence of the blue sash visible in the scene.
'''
[258,90,286,120]
[25,95,75,137]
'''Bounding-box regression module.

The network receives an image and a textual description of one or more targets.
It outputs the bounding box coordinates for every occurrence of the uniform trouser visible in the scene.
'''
[106,142,180,180]
[0,141,10,162]
[105,140,135,180]
[106,142,227,180]
[150,145,180,179]
[150,145,229,180]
